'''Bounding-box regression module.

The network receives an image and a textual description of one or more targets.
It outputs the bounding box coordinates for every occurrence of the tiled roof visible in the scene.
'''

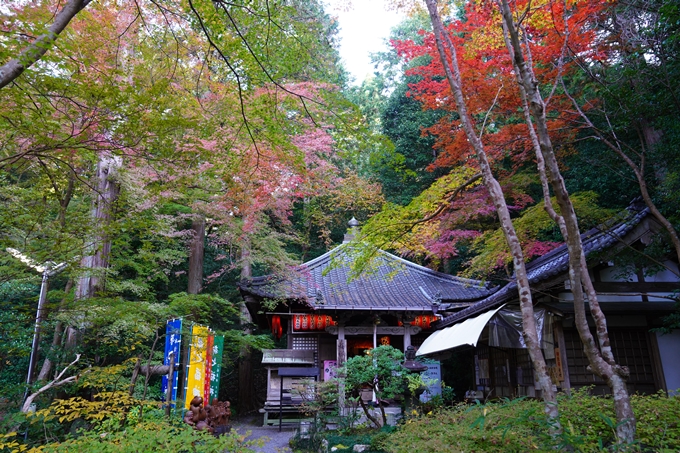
[239,245,496,312]
[434,204,651,328]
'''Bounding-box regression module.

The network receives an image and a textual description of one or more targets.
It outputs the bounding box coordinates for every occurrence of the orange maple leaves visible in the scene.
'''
[394,0,609,173]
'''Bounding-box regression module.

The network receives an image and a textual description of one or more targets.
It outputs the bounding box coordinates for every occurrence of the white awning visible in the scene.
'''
[416,305,505,356]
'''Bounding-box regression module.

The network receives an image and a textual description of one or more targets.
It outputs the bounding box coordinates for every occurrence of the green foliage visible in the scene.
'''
[167,292,239,327]
[59,297,170,360]
[381,389,680,453]
[313,426,394,453]
[372,78,447,206]
[6,390,262,453]
[32,391,140,425]
[341,345,410,428]
[358,166,481,260]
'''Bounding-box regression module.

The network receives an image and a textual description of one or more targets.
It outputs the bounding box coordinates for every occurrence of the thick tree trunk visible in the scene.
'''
[0,0,93,89]
[67,155,122,349]
[187,217,206,294]
[424,0,560,430]
[75,155,122,299]
[498,0,635,443]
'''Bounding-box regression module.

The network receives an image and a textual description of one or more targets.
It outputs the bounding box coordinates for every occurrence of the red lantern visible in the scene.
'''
[271,315,283,340]
[411,315,438,329]
[293,315,336,331]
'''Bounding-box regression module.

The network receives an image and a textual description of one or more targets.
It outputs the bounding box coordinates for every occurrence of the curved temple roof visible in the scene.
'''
[239,244,496,312]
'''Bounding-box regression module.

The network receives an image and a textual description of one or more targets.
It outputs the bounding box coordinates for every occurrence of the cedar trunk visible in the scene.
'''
[424,0,560,429]
[187,217,206,294]
[238,243,255,413]
[67,155,122,349]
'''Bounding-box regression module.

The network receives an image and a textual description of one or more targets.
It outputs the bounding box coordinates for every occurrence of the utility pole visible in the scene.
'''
[7,249,67,391]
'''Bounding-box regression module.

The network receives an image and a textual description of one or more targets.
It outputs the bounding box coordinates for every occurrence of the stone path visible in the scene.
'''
[231,415,296,453]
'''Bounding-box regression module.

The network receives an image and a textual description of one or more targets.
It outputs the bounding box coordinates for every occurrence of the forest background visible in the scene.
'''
[1,0,680,448]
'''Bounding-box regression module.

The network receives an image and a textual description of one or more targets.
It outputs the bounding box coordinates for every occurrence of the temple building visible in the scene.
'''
[238,218,495,424]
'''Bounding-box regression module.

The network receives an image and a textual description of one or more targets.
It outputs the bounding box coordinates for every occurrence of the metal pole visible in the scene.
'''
[165,352,175,417]
[27,269,49,387]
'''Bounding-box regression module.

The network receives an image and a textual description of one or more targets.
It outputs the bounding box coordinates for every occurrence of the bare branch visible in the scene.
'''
[22,354,88,413]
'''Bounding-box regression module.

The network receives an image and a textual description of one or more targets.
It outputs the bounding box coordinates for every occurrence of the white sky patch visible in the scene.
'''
[327,0,404,85]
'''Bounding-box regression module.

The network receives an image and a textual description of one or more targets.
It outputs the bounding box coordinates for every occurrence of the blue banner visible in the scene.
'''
[161,318,182,405]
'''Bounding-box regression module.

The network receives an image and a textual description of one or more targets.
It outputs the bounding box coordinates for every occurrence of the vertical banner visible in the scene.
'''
[161,319,182,405]
[185,324,209,409]
[203,334,214,404]
[209,335,224,404]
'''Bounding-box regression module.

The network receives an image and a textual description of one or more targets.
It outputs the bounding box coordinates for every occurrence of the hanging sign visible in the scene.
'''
[410,315,439,330]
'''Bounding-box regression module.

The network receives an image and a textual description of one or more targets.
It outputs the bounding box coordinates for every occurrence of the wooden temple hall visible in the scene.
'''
[238,219,496,424]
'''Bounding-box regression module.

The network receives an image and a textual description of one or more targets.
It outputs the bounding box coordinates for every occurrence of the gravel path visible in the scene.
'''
[231,415,297,453]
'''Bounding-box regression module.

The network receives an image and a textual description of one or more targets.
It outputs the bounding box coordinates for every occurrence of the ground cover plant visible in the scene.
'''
[0,404,263,453]
[382,389,680,453]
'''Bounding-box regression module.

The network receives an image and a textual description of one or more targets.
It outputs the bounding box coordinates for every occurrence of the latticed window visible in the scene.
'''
[563,329,657,394]
[292,336,319,367]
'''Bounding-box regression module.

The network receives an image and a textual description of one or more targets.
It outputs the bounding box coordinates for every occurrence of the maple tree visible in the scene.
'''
[417,0,561,431]
[0,0,375,424]
[384,0,638,442]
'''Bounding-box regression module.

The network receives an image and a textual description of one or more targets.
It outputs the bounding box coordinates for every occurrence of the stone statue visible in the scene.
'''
[184,396,209,431]
[184,396,231,435]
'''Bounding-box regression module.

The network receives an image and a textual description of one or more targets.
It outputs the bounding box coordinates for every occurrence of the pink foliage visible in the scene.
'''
[525,241,562,260]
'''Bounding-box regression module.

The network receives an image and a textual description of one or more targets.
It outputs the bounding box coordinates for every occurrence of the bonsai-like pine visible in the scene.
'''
[340,345,408,428]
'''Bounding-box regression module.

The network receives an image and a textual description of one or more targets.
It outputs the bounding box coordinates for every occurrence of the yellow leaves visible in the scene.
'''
[78,364,128,390]
[0,432,31,452]
[36,391,151,428]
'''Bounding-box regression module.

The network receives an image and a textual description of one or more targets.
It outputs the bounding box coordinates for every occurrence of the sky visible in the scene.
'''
[327,1,405,85]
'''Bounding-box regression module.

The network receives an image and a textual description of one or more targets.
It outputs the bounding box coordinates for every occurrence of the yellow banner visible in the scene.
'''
[185,325,209,409]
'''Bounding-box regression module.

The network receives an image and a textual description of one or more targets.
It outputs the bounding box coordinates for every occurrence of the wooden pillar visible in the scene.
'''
[336,323,346,365]
[402,314,415,351]
[336,322,347,413]
[554,320,571,393]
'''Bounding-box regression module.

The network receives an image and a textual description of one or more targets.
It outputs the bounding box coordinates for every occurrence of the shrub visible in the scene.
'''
[382,389,680,453]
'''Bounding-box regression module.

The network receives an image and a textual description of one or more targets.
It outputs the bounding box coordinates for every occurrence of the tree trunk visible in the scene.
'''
[424,0,560,430]
[67,155,122,349]
[187,217,206,294]
[358,393,382,429]
[238,239,255,413]
[497,0,635,442]
[75,154,122,299]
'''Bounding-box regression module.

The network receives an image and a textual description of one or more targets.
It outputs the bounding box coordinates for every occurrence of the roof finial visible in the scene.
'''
[343,217,361,243]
